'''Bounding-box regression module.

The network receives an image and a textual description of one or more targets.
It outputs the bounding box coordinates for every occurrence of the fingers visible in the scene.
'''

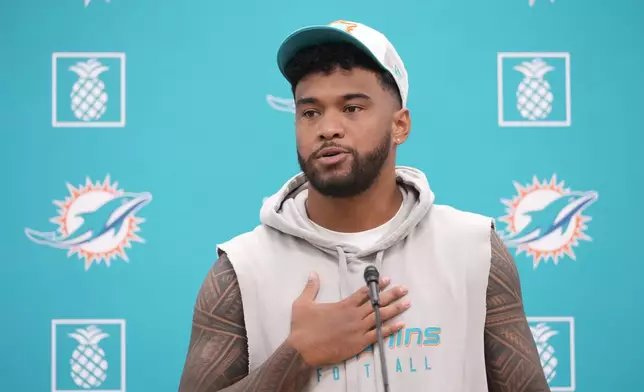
[377,277,391,291]
[361,296,411,330]
[345,277,392,307]
[359,285,408,318]
[297,272,320,302]
[363,320,405,344]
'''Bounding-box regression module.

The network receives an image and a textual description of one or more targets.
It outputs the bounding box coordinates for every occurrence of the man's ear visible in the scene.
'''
[392,108,411,145]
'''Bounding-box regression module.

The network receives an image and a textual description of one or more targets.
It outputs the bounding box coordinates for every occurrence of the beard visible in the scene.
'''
[297,132,391,198]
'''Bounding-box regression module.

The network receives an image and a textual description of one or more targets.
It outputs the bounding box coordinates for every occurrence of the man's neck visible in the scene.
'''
[306,173,403,233]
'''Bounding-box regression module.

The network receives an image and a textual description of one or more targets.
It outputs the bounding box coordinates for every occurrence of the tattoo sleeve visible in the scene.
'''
[484,228,551,392]
[178,252,314,392]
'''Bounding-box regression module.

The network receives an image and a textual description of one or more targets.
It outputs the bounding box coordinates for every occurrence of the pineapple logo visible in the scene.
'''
[52,319,126,392]
[52,52,126,127]
[69,59,109,122]
[498,175,598,269]
[25,175,152,270]
[69,326,110,389]
[527,317,575,390]
[530,323,559,384]
[514,58,555,121]
[84,0,111,6]
[497,52,571,127]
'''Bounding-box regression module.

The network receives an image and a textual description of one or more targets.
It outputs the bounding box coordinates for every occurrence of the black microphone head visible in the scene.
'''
[364,265,380,284]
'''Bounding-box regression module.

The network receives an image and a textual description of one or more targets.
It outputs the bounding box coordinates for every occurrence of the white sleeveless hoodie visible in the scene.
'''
[217,166,493,392]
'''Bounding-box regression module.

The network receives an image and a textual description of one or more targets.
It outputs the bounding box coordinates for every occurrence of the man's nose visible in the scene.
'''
[317,115,346,140]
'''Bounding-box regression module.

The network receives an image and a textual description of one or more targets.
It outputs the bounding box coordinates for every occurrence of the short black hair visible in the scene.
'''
[283,42,402,108]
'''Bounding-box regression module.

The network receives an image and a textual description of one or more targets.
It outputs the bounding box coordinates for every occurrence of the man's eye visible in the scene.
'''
[345,105,362,113]
[302,110,318,117]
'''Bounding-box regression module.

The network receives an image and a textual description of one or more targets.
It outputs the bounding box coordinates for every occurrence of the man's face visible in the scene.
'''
[294,67,398,198]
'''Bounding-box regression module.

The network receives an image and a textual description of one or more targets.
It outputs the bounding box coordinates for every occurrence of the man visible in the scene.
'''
[178,20,550,392]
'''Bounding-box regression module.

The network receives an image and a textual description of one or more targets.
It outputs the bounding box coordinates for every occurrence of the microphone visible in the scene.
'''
[364,265,381,306]
[363,265,391,392]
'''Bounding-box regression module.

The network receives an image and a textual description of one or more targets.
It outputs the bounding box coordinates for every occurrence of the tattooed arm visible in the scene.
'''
[484,228,551,392]
[178,252,314,392]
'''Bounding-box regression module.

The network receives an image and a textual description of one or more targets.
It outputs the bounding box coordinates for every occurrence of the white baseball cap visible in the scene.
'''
[276,20,409,107]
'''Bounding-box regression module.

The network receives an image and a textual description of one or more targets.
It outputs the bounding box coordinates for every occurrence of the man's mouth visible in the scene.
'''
[317,147,348,158]
[315,148,349,165]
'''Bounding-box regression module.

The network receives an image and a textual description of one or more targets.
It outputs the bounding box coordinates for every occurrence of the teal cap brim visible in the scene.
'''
[276,25,381,82]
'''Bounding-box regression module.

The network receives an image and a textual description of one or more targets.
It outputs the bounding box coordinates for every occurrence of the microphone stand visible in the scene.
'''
[372,301,391,392]
[364,265,391,392]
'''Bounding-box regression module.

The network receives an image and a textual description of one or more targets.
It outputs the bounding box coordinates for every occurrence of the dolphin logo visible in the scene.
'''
[501,190,598,247]
[529,0,555,6]
[25,192,152,250]
[266,94,295,113]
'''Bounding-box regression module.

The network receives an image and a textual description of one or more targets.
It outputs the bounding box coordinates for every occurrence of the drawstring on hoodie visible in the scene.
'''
[336,246,351,300]
[374,251,384,276]
[336,246,360,392]
[337,246,387,392]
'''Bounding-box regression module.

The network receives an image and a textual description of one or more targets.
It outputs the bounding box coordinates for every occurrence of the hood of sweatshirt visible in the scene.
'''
[259,166,435,294]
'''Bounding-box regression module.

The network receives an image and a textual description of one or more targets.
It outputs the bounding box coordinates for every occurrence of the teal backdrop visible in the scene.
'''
[1,0,643,391]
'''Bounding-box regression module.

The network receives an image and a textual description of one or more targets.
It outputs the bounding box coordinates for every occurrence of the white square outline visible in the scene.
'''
[52,52,126,128]
[51,319,127,392]
[527,316,576,391]
[497,52,571,127]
